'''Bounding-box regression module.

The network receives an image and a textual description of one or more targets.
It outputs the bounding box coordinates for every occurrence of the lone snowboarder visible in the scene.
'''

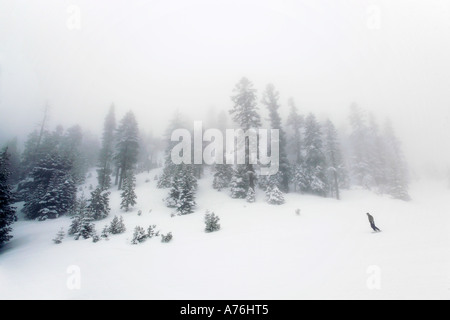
[366,213,381,232]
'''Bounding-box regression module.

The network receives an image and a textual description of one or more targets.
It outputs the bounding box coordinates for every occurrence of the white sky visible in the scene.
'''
[1,0,449,174]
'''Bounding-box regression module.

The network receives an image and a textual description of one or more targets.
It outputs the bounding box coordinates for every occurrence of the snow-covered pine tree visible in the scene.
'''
[120,171,137,212]
[286,98,304,193]
[0,149,16,246]
[246,187,256,203]
[88,187,111,220]
[109,216,126,234]
[158,111,186,189]
[23,154,76,220]
[323,119,348,200]
[367,114,388,193]
[383,120,410,201]
[131,226,147,244]
[60,125,87,185]
[301,114,328,197]
[349,104,373,188]
[230,165,248,199]
[167,164,197,215]
[68,194,88,236]
[229,77,261,191]
[147,225,157,238]
[266,185,285,205]
[204,211,220,233]
[114,111,139,190]
[74,206,96,240]
[97,105,116,190]
[261,84,290,192]
[213,160,233,191]
[161,232,173,243]
[101,225,110,239]
[53,228,65,244]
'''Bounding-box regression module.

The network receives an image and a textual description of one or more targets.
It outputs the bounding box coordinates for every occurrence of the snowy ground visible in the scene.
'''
[1,169,449,300]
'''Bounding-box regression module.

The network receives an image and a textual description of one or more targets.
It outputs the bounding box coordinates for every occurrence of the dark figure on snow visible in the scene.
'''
[366,213,381,232]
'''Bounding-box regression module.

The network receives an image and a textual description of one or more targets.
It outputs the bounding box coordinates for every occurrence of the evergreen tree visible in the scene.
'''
[88,187,111,220]
[286,98,304,192]
[300,114,328,196]
[60,125,87,185]
[101,225,110,240]
[2,138,21,185]
[147,225,157,238]
[158,111,186,189]
[114,111,139,190]
[383,121,410,200]
[349,104,372,188]
[161,232,173,243]
[68,195,88,236]
[287,98,304,165]
[131,226,147,244]
[166,164,197,215]
[367,114,388,192]
[109,216,126,234]
[229,77,261,190]
[204,211,220,233]
[0,150,16,246]
[74,210,96,240]
[261,84,290,192]
[23,154,76,220]
[323,119,347,200]
[53,228,65,244]
[229,165,248,199]
[97,105,116,190]
[266,185,285,205]
[212,160,233,191]
[120,171,137,212]
[246,187,256,203]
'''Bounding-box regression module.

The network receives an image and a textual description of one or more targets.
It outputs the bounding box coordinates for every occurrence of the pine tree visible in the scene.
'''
[166,164,197,215]
[88,187,111,220]
[161,232,173,243]
[114,111,139,190]
[120,171,137,212]
[131,226,147,244]
[229,165,248,199]
[68,195,88,236]
[229,77,261,191]
[323,119,347,200]
[367,114,388,193]
[109,216,126,234]
[287,98,304,165]
[75,212,96,240]
[71,200,96,240]
[383,121,410,201]
[301,114,328,196]
[60,125,87,185]
[53,228,65,244]
[266,185,285,205]
[23,154,76,220]
[204,211,220,233]
[147,225,157,238]
[101,225,110,240]
[0,150,16,246]
[158,111,185,189]
[349,104,372,188]
[212,161,233,191]
[97,105,116,190]
[261,84,290,192]
[246,187,256,203]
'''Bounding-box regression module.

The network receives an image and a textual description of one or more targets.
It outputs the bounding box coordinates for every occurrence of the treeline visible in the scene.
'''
[0,77,410,246]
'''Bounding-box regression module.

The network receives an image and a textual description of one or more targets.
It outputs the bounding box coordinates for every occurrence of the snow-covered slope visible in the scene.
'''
[1,170,449,300]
